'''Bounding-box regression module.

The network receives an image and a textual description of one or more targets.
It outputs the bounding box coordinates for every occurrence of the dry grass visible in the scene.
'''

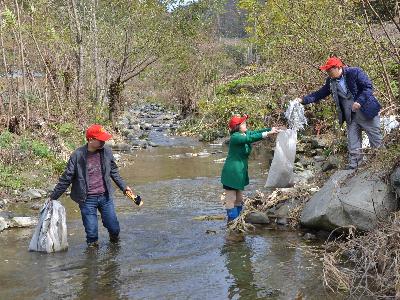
[323,213,400,298]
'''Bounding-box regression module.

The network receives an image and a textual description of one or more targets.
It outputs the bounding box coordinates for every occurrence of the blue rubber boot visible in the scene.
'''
[226,207,239,222]
[236,205,243,215]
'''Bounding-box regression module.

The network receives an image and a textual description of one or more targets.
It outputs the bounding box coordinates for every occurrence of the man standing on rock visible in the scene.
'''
[50,124,133,247]
[297,56,382,169]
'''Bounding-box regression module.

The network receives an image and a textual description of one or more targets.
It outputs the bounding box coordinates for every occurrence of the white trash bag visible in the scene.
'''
[29,200,68,253]
[265,129,297,187]
[265,100,307,188]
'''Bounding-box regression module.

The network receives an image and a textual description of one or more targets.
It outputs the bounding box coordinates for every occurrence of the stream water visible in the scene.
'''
[0,131,342,300]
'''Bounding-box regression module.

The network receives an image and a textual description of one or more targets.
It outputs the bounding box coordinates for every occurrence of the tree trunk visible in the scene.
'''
[70,0,84,110]
[0,17,12,128]
[108,79,124,127]
[14,0,29,123]
[45,73,50,119]
[91,0,101,103]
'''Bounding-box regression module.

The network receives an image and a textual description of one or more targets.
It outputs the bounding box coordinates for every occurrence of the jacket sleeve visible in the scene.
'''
[110,150,127,192]
[50,153,77,200]
[303,78,331,104]
[353,68,374,106]
[250,128,271,134]
[230,132,264,145]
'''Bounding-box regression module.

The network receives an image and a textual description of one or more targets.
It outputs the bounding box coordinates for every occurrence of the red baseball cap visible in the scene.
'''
[228,114,248,130]
[86,124,112,141]
[319,56,344,71]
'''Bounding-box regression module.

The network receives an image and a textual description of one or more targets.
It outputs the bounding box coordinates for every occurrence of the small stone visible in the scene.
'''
[162,114,174,120]
[10,217,37,228]
[127,133,139,140]
[294,170,314,184]
[321,156,339,172]
[30,203,42,210]
[303,233,317,241]
[197,152,211,157]
[148,141,159,147]
[245,212,270,224]
[276,217,288,225]
[22,189,43,200]
[141,123,152,130]
[313,155,325,162]
[128,124,141,131]
[311,138,327,149]
[213,158,226,163]
[0,217,9,232]
[275,204,290,217]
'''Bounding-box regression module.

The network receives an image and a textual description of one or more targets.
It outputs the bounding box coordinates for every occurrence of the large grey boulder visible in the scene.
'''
[300,169,397,231]
[390,166,400,197]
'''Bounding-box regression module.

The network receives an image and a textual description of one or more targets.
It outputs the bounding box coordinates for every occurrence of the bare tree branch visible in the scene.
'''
[121,56,158,84]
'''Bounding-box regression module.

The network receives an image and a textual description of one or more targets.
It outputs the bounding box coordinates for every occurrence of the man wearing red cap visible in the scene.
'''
[297,56,382,169]
[221,115,280,222]
[50,124,133,247]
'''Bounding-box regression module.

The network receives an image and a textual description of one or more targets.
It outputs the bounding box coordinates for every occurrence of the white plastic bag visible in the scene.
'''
[362,115,399,148]
[284,100,307,131]
[265,129,297,188]
[265,100,306,188]
[28,200,68,253]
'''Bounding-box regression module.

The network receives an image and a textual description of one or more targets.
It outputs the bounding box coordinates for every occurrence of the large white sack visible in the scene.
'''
[29,200,68,253]
[265,129,297,188]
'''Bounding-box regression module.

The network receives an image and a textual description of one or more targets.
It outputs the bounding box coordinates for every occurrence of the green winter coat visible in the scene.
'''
[221,128,271,190]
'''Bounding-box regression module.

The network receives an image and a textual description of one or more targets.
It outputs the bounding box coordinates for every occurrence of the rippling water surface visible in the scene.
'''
[0,136,342,299]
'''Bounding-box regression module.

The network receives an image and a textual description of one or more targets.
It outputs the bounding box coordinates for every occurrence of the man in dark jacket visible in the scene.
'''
[50,124,133,247]
[298,56,382,169]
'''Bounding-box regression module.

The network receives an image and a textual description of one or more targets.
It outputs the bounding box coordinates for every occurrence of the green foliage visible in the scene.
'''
[49,157,67,175]
[216,73,271,95]
[0,131,13,148]
[30,140,51,158]
[0,163,22,189]
[56,122,76,137]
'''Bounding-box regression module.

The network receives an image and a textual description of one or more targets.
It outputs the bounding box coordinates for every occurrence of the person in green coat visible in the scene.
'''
[221,114,280,222]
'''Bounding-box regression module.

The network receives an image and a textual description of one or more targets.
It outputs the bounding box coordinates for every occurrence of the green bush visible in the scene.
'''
[57,122,75,137]
[0,131,13,148]
[31,140,51,158]
[0,163,22,189]
[49,157,67,175]
[19,137,31,152]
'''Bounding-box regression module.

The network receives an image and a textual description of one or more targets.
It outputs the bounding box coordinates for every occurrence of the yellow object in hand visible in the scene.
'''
[126,190,143,206]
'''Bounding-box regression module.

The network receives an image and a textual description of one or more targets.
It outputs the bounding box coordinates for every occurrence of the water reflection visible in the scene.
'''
[223,234,258,300]
[78,243,123,300]
[222,233,282,300]
[0,143,334,300]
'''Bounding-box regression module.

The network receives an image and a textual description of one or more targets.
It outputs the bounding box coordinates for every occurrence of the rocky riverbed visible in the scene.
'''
[239,130,400,239]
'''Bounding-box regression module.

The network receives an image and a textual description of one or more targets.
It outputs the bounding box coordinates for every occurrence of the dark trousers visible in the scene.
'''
[79,194,120,243]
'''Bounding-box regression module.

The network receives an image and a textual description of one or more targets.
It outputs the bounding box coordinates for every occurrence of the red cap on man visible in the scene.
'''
[319,56,344,71]
[86,124,112,141]
[228,114,248,130]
